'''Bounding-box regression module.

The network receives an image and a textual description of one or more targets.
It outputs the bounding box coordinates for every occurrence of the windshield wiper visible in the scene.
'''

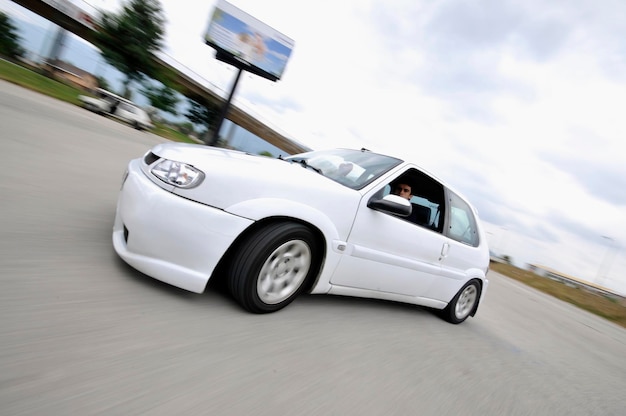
[289,158,322,174]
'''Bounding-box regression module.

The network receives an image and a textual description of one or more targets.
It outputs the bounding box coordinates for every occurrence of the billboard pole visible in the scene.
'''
[209,67,244,146]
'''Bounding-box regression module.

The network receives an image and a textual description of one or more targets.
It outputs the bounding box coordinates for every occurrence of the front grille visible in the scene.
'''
[143,152,160,166]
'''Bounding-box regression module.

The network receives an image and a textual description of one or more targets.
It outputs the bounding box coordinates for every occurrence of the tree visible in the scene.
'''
[184,97,220,141]
[176,121,195,136]
[0,12,25,60]
[140,82,179,116]
[93,0,165,98]
[95,75,111,91]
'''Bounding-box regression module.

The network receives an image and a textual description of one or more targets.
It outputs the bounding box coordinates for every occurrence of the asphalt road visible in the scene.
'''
[1,80,625,416]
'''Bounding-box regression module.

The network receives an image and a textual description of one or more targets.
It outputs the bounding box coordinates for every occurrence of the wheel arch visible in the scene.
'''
[210,216,328,293]
[464,268,488,317]
[438,277,484,324]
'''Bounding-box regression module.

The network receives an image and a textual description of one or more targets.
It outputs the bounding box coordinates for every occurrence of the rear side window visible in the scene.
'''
[447,191,479,247]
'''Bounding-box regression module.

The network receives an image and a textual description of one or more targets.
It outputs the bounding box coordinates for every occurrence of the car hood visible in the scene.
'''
[148,142,361,218]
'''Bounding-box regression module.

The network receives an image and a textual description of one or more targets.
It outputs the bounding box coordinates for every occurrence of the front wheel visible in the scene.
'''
[440,280,481,324]
[228,222,320,313]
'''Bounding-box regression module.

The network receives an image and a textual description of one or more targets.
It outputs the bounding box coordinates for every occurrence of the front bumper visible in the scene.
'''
[112,159,254,293]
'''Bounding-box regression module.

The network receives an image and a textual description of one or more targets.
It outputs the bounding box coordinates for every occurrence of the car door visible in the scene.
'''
[330,167,449,297]
[115,102,134,122]
[438,190,488,281]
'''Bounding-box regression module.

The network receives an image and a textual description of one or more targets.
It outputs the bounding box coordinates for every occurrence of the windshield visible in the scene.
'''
[286,148,403,190]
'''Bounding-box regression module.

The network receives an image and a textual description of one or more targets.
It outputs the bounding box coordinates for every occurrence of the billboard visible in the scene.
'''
[204,0,295,81]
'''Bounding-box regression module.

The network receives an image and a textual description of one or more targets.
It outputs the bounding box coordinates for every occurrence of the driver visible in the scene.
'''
[391,181,413,200]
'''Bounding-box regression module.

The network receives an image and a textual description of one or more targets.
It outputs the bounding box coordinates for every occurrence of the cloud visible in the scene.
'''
[539,150,626,206]
[240,85,304,114]
[544,209,605,243]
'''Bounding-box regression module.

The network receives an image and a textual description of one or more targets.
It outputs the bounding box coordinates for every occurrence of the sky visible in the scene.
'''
[2,0,625,295]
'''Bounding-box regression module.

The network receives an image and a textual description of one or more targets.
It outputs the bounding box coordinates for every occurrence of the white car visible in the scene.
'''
[78,89,154,130]
[113,144,490,323]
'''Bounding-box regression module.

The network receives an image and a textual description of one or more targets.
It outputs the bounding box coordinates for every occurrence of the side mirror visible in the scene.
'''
[368,194,412,217]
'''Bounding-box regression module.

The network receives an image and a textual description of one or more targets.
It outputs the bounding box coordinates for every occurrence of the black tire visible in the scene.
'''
[440,279,481,324]
[228,222,320,313]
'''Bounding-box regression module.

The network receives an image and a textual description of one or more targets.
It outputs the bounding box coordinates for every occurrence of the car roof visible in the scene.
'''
[96,88,138,106]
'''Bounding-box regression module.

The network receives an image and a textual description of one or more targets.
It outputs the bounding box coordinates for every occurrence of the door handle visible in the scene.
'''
[440,243,450,258]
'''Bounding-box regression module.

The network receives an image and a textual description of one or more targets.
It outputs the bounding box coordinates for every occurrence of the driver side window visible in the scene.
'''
[381,168,445,233]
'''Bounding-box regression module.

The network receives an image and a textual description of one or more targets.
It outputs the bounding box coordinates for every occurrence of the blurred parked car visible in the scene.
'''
[78,88,154,130]
[113,145,490,323]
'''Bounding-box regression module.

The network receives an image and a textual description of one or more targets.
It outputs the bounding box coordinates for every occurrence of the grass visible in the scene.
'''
[490,262,626,328]
[0,59,200,143]
[3,59,626,329]
[151,122,198,143]
[0,59,85,105]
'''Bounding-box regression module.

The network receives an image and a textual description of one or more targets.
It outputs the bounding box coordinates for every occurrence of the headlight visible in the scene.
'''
[151,159,204,188]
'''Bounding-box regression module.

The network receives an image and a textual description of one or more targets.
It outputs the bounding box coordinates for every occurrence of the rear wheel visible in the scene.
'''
[228,222,320,313]
[440,280,481,324]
